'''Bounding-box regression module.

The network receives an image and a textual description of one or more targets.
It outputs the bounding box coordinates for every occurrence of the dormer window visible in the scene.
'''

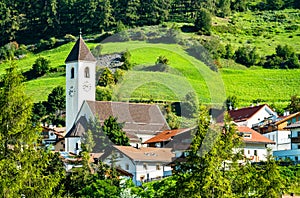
[84,67,90,78]
[71,68,74,79]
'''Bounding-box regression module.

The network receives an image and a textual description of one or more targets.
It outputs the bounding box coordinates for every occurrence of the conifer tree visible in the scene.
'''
[0,62,65,197]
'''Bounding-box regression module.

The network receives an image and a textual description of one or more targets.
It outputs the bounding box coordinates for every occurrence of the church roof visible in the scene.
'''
[65,36,96,63]
[86,101,170,138]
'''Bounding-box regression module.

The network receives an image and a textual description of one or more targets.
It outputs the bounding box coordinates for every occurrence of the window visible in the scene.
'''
[248,150,250,155]
[125,164,129,170]
[295,156,299,161]
[254,150,257,156]
[84,67,90,78]
[298,131,300,137]
[71,67,74,79]
[298,145,300,149]
[156,164,160,170]
[143,163,147,170]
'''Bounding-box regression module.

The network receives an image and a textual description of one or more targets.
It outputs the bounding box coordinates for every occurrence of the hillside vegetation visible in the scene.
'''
[0,7,299,109]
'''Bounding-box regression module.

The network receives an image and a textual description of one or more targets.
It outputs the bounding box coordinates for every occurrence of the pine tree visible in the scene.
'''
[0,62,65,197]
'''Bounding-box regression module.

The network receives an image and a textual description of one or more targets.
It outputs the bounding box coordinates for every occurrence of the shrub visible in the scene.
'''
[98,68,114,87]
[195,9,212,35]
[31,57,51,77]
[234,46,260,67]
[91,45,103,58]
[156,55,169,65]
[120,50,132,70]
[96,86,112,101]
[264,45,300,69]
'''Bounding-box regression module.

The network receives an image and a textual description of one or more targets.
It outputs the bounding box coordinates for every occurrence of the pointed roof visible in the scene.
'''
[65,36,96,63]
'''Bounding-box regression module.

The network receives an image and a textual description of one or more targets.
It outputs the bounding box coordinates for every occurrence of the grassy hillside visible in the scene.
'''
[1,9,299,108]
[2,40,298,109]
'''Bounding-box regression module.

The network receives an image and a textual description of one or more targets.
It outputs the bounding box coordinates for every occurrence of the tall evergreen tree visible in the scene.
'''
[0,62,65,197]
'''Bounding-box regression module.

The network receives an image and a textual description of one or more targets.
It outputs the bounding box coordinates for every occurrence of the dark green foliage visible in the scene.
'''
[102,116,130,146]
[96,86,112,101]
[181,92,198,118]
[32,101,48,123]
[286,95,300,113]
[91,44,103,58]
[98,68,115,87]
[225,95,238,110]
[156,55,169,65]
[87,116,110,152]
[264,45,300,69]
[78,179,120,197]
[47,86,65,114]
[203,37,226,59]
[87,116,129,152]
[225,44,235,59]
[31,57,51,77]
[218,0,231,17]
[166,111,180,129]
[120,50,132,70]
[195,9,212,35]
[267,0,284,10]
[0,62,65,197]
[234,45,260,67]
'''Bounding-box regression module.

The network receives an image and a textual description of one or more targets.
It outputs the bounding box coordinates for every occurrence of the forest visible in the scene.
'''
[1,0,299,46]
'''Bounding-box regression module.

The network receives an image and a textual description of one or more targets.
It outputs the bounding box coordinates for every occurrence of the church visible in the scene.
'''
[64,36,170,154]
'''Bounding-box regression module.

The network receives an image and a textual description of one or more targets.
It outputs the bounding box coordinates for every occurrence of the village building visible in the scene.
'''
[41,125,65,150]
[237,126,275,162]
[226,104,277,128]
[100,146,174,186]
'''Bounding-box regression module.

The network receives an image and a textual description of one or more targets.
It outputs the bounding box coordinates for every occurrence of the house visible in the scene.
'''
[253,112,300,151]
[100,146,174,186]
[222,104,277,128]
[237,126,275,162]
[273,121,300,161]
[41,125,65,150]
[63,36,169,154]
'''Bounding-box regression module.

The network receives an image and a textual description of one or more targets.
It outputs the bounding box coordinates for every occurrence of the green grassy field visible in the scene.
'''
[4,40,298,109]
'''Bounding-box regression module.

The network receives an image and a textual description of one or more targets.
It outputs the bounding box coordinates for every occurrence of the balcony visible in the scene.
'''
[291,137,300,143]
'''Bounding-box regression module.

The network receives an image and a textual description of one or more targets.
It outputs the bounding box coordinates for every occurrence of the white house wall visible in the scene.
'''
[65,137,81,153]
[243,143,269,162]
[263,130,291,151]
[103,151,172,186]
[245,106,277,128]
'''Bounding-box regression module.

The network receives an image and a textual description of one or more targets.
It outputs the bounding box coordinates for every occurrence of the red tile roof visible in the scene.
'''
[238,126,275,144]
[143,128,191,144]
[65,36,96,63]
[229,104,267,122]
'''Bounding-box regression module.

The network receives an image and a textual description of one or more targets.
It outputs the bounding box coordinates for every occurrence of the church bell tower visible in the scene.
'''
[65,35,96,133]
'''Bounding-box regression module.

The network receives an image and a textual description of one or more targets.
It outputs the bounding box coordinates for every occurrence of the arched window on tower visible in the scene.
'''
[84,67,90,78]
[71,67,74,79]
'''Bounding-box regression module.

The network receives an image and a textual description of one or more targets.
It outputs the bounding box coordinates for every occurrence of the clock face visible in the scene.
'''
[68,86,75,97]
[82,81,91,92]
